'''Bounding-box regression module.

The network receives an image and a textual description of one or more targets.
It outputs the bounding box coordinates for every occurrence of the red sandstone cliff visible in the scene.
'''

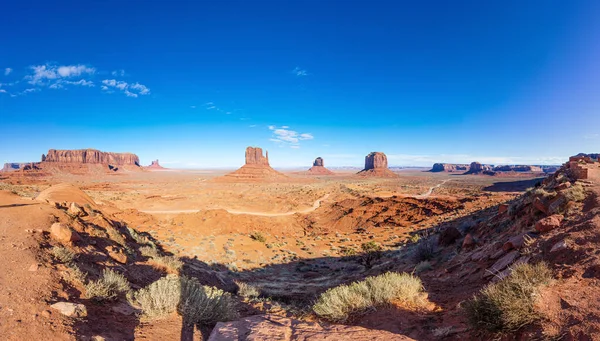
[43,149,140,166]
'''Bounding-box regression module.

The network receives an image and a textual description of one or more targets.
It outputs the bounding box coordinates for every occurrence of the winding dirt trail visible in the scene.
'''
[141,194,330,216]
[415,179,452,199]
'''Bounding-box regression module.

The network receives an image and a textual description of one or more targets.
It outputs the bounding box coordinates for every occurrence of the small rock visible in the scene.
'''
[502,232,533,252]
[485,250,520,277]
[41,310,51,318]
[548,195,566,215]
[50,223,81,244]
[550,240,568,253]
[498,204,509,214]
[50,302,87,317]
[462,234,475,250]
[28,263,39,272]
[68,202,86,217]
[535,214,564,233]
[106,245,128,264]
[111,302,135,316]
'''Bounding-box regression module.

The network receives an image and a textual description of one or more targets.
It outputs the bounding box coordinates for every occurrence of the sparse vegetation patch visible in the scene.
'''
[85,269,131,301]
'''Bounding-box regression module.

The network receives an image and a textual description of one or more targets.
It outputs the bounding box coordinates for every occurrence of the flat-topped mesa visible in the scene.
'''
[2,163,30,172]
[493,165,544,172]
[245,147,270,166]
[357,152,399,177]
[430,163,469,172]
[43,149,140,166]
[308,157,334,175]
[465,161,494,175]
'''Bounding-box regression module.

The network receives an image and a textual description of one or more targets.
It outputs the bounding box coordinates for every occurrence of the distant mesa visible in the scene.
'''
[465,161,494,175]
[430,163,468,172]
[307,157,334,175]
[146,159,166,170]
[1,162,31,172]
[357,152,399,177]
[43,149,140,166]
[217,146,287,182]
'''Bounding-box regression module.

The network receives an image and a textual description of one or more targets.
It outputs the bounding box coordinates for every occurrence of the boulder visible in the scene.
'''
[68,202,86,217]
[439,226,462,246]
[548,195,567,215]
[533,197,548,215]
[485,250,520,277]
[106,245,128,264]
[502,232,533,251]
[462,234,476,250]
[50,302,87,317]
[51,223,81,244]
[43,149,140,166]
[498,204,509,214]
[535,214,564,233]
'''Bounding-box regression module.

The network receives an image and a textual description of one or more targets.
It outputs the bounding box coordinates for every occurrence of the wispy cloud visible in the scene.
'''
[190,105,196,109]
[268,125,314,148]
[4,68,12,76]
[27,64,96,85]
[101,79,150,97]
[111,69,126,77]
[292,67,308,77]
[49,79,95,89]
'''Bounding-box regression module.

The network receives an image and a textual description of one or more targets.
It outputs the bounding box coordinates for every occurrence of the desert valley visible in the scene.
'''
[1,147,599,340]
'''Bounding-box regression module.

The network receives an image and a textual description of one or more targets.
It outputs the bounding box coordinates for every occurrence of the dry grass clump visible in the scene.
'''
[413,237,436,262]
[235,281,261,299]
[313,272,427,322]
[360,241,383,268]
[531,188,555,199]
[85,269,131,301]
[140,245,183,273]
[463,262,553,333]
[62,263,88,285]
[563,183,586,202]
[249,231,267,243]
[52,246,77,263]
[126,226,157,248]
[129,275,237,325]
[414,261,433,274]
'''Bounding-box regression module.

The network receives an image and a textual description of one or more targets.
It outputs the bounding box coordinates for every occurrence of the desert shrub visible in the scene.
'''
[140,245,183,273]
[52,246,77,263]
[129,275,237,325]
[360,241,383,268]
[126,226,155,247]
[313,272,426,322]
[85,269,131,301]
[409,234,421,243]
[107,226,128,246]
[414,261,432,274]
[62,263,88,285]
[413,237,436,262]
[432,326,453,338]
[236,281,260,298]
[531,188,555,199]
[563,183,586,202]
[462,262,552,333]
[341,247,358,257]
[249,231,266,243]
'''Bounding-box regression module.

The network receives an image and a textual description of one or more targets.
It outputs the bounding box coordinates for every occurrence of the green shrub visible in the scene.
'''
[462,262,552,333]
[52,246,77,263]
[313,272,426,322]
[563,183,586,202]
[360,241,383,268]
[62,263,88,285]
[85,269,130,301]
[129,275,238,325]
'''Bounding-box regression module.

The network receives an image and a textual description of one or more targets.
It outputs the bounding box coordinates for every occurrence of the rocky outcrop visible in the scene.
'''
[465,161,494,175]
[1,163,30,172]
[209,315,412,341]
[245,147,269,166]
[493,165,544,172]
[430,163,469,172]
[43,149,140,166]
[308,157,334,175]
[218,147,287,182]
[357,152,398,177]
[146,160,165,169]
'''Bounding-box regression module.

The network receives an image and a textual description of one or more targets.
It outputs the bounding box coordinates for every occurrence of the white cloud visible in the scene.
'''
[190,105,196,109]
[268,125,314,148]
[28,64,95,85]
[249,125,257,128]
[111,69,126,77]
[57,65,95,78]
[101,79,150,98]
[49,79,95,89]
[4,68,12,76]
[292,67,308,76]
[0,89,6,93]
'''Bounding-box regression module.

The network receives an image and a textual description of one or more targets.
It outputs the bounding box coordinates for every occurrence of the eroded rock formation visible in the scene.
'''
[308,157,334,175]
[146,160,165,169]
[44,149,140,166]
[430,163,469,172]
[466,162,494,175]
[218,146,287,182]
[2,163,29,172]
[245,147,269,166]
[357,152,398,177]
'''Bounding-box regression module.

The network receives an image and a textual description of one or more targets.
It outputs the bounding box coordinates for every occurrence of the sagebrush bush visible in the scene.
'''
[62,263,88,285]
[462,262,552,333]
[249,231,266,243]
[129,275,238,325]
[52,246,77,263]
[313,272,426,322]
[360,241,383,268]
[126,226,155,247]
[235,281,260,298]
[85,269,131,301]
[414,261,432,274]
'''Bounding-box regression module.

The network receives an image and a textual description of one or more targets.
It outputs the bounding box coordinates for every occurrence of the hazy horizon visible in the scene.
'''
[2,1,600,168]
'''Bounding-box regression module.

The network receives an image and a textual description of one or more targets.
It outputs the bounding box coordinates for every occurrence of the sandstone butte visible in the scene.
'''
[43,149,140,166]
[218,146,287,181]
[307,157,334,175]
[356,152,399,177]
[432,162,548,174]
[146,159,166,169]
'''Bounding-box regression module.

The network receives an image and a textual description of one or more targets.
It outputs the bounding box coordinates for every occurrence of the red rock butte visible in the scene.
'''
[307,157,334,175]
[357,152,399,177]
[43,149,140,166]
[218,147,287,182]
[146,159,166,169]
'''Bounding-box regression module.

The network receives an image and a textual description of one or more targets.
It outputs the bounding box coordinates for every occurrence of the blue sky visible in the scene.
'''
[1,0,600,168]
